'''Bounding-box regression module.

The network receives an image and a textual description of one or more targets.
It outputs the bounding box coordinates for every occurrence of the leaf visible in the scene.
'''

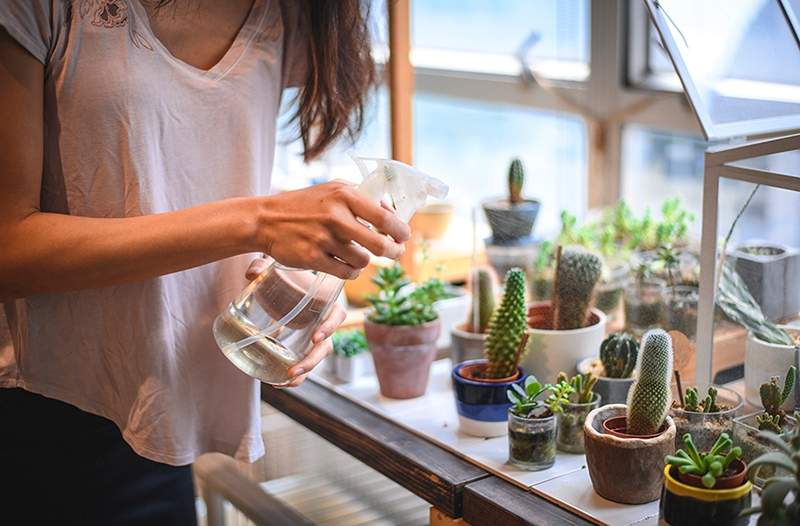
[507,390,520,405]
[756,431,794,457]
[526,380,543,396]
[511,383,527,399]
[748,452,797,477]
[760,478,798,513]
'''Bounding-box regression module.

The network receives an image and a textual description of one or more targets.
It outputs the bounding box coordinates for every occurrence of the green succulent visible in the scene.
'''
[626,329,673,436]
[757,366,797,432]
[484,268,528,379]
[557,371,597,404]
[599,332,639,379]
[507,375,573,418]
[553,247,602,330]
[665,432,742,489]
[508,158,525,205]
[332,329,368,358]
[682,386,720,413]
[366,264,445,326]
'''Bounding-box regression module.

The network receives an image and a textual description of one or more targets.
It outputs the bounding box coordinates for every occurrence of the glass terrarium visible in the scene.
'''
[669,384,743,452]
[646,0,800,394]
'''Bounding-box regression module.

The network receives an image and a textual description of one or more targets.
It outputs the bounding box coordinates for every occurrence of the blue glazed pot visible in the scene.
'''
[452,359,526,438]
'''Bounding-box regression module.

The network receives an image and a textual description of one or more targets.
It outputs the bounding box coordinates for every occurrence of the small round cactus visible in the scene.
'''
[626,329,673,436]
[466,267,496,334]
[508,158,525,205]
[599,332,639,379]
[553,247,602,330]
[484,268,528,379]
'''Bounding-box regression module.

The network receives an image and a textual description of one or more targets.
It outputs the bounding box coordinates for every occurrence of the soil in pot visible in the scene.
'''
[557,393,601,453]
[732,411,797,484]
[508,410,556,471]
[669,385,742,451]
[602,415,669,440]
[676,458,747,490]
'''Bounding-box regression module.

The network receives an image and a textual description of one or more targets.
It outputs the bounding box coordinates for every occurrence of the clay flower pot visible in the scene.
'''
[365,319,441,399]
[451,360,525,437]
[659,463,752,526]
[584,404,676,504]
[409,202,454,240]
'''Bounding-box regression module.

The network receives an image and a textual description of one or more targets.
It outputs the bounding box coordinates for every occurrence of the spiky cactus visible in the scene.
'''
[484,268,528,379]
[466,267,495,334]
[757,366,797,432]
[553,248,602,330]
[508,158,524,205]
[599,332,639,379]
[626,329,673,436]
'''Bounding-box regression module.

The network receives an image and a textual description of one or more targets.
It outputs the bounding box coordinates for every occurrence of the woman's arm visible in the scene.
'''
[0,30,409,299]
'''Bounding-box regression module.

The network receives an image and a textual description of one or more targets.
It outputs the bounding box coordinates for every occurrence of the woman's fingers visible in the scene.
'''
[312,304,346,344]
[315,254,360,280]
[245,257,269,281]
[334,218,405,260]
[346,191,411,243]
[324,239,371,271]
[285,371,310,387]
[287,339,333,379]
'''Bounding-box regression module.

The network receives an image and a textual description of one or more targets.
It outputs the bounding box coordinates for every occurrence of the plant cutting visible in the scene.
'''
[741,424,800,525]
[506,375,571,470]
[660,433,751,526]
[482,158,541,243]
[578,331,639,405]
[584,329,677,504]
[555,372,600,453]
[452,268,529,438]
[331,329,372,383]
[364,264,443,399]
[523,247,606,383]
[670,383,743,452]
[450,267,496,365]
[733,366,798,481]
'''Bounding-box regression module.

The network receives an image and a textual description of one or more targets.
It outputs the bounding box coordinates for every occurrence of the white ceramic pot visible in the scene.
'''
[334,352,373,383]
[434,290,470,351]
[521,302,607,384]
[744,330,798,409]
[450,323,488,365]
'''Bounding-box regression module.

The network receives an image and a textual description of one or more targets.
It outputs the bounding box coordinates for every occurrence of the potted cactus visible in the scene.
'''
[506,375,571,470]
[482,158,540,244]
[731,241,800,322]
[452,268,529,438]
[364,264,442,399]
[741,424,800,525]
[584,330,677,504]
[450,267,496,365]
[331,329,372,383]
[578,331,639,406]
[555,372,600,453]
[660,433,751,526]
[733,366,798,481]
[523,247,607,383]
[670,384,743,452]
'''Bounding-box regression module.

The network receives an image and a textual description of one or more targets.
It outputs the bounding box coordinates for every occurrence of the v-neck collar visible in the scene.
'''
[128,0,268,81]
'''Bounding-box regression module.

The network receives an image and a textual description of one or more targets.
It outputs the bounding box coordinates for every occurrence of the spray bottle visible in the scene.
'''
[213,155,449,385]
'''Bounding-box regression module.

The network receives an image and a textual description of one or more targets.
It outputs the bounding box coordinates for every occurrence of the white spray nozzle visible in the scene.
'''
[350,154,449,223]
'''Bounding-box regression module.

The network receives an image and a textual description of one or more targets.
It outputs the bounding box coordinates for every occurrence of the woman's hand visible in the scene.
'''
[245,258,345,387]
[257,181,411,279]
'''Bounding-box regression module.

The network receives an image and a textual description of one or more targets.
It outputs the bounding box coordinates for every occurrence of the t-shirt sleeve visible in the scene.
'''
[279,0,309,88]
[0,0,56,64]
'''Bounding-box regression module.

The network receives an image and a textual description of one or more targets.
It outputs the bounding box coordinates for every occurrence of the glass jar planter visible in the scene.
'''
[556,393,601,453]
[508,411,556,471]
[661,286,699,342]
[732,411,798,485]
[595,262,630,322]
[624,278,666,339]
[669,385,743,452]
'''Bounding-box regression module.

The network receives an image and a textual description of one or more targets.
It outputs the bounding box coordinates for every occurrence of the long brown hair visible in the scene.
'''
[143,0,377,162]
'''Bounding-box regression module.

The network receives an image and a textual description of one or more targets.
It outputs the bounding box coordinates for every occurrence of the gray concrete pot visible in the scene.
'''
[482,198,540,242]
[450,323,487,365]
[731,242,800,321]
[584,404,676,504]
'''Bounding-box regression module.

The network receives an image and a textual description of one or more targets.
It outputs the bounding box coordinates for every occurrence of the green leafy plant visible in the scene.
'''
[666,432,742,489]
[682,386,721,413]
[366,264,444,326]
[484,268,528,379]
[332,329,368,358]
[656,244,680,291]
[533,241,554,273]
[599,332,639,379]
[552,247,602,330]
[741,423,799,525]
[557,371,597,404]
[626,329,673,436]
[507,375,573,418]
[465,267,495,333]
[757,366,797,433]
[508,158,525,205]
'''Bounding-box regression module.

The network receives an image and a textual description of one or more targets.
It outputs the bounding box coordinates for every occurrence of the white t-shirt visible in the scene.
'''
[0,0,307,466]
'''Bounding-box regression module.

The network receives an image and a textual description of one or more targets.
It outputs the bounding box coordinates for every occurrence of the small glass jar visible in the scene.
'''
[661,285,699,342]
[508,410,557,471]
[732,411,797,485]
[595,262,631,322]
[623,278,666,339]
[670,385,743,451]
[557,393,601,453]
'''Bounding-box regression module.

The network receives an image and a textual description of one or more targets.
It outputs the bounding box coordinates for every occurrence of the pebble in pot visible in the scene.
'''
[584,329,676,504]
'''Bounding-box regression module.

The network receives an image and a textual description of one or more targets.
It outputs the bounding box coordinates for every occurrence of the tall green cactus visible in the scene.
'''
[508,158,524,205]
[484,268,528,379]
[599,332,639,379]
[466,267,496,333]
[626,329,673,435]
[757,365,797,432]
[553,248,602,330]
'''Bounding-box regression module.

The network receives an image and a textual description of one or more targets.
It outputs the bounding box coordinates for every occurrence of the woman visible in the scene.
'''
[0,1,407,524]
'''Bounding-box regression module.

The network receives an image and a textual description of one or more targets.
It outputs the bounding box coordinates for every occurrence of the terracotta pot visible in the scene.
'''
[409,202,454,240]
[677,458,747,490]
[584,404,676,504]
[365,319,441,399]
[602,415,668,439]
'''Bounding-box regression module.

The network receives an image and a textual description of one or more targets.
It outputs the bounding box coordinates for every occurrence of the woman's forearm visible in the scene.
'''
[0,197,262,298]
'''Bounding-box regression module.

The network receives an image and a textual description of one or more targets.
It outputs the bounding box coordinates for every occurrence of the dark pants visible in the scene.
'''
[0,388,197,526]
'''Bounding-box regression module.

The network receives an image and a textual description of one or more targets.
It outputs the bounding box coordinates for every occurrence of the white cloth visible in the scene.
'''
[0,0,307,466]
